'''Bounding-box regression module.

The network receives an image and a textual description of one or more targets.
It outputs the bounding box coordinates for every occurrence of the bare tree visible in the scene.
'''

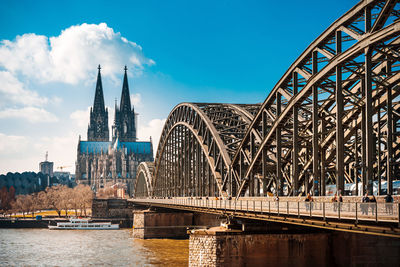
[79,185,93,217]
[70,185,80,216]
[60,186,73,217]
[6,184,94,218]
[14,195,31,218]
[45,185,64,217]
[11,198,22,217]
[36,191,47,212]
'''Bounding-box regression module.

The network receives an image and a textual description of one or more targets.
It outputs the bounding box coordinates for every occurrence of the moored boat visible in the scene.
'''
[48,218,119,230]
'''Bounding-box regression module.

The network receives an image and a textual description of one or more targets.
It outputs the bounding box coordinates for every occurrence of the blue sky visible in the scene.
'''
[0,0,358,173]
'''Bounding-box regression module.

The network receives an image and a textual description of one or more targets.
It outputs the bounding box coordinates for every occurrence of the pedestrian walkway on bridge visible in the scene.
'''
[131,196,400,238]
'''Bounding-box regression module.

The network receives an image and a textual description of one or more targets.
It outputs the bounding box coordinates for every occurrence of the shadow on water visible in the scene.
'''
[133,238,189,267]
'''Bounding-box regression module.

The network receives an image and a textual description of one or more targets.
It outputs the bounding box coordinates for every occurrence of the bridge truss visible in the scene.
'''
[136,0,400,198]
[135,103,259,197]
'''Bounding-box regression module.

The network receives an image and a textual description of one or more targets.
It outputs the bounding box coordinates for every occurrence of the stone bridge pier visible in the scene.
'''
[130,201,400,266]
[132,209,221,239]
[188,227,400,267]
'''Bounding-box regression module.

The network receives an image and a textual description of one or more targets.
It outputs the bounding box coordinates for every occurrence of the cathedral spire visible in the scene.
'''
[112,66,136,142]
[93,64,106,113]
[87,65,109,141]
[120,65,132,113]
[113,97,118,122]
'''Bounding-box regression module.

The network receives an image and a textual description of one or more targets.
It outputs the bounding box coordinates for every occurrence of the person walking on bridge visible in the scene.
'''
[305,193,313,211]
[385,194,393,215]
[370,195,377,216]
[361,193,370,215]
[331,193,338,212]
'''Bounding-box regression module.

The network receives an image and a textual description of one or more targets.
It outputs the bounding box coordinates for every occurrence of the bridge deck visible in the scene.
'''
[131,198,400,238]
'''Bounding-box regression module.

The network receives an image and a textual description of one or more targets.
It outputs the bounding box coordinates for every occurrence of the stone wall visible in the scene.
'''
[331,232,400,266]
[189,227,329,266]
[189,228,331,267]
[133,210,193,239]
[92,198,136,219]
[193,213,220,227]
[189,228,400,267]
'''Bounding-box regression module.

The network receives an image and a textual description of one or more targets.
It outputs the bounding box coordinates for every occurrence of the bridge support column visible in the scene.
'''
[133,210,193,239]
[189,228,331,267]
[292,71,299,196]
[312,50,320,196]
[386,63,393,195]
[188,228,400,267]
[364,7,374,195]
[336,30,345,195]
[276,92,283,196]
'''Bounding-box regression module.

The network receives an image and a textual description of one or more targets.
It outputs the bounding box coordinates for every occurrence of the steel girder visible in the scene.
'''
[232,0,400,197]
[134,162,155,198]
[152,103,259,197]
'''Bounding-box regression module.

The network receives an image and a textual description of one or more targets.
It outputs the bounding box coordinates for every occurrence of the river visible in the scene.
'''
[0,229,189,266]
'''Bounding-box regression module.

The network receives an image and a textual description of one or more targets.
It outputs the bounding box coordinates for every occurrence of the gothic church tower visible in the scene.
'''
[112,66,137,142]
[76,65,153,195]
[87,65,109,141]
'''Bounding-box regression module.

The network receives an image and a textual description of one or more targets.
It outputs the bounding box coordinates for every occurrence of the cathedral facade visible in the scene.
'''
[75,66,153,196]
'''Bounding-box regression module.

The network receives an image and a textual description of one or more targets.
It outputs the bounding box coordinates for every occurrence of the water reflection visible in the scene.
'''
[134,239,189,267]
[0,229,188,266]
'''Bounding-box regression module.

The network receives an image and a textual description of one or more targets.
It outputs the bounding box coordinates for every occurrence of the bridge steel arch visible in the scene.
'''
[232,0,400,198]
[151,103,260,198]
[134,162,155,198]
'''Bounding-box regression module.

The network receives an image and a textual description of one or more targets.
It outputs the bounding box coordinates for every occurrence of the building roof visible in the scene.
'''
[79,141,152,154]
[120,142,151,154]
[79,141,110,154]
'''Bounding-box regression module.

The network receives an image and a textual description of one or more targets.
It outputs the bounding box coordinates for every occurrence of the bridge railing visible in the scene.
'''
[134,198,400,225]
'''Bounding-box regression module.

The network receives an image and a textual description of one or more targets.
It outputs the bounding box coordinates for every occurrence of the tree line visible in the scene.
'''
[0,171,76,196]
[2,184,93,218]
[0,172,49,196]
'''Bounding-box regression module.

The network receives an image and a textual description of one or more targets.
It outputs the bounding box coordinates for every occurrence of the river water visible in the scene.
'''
[0,229,189,266]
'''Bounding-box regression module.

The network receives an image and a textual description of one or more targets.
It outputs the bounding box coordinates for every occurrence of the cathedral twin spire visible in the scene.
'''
[120,66,132,114]
[93,65,106,114]
[87,65,136,143]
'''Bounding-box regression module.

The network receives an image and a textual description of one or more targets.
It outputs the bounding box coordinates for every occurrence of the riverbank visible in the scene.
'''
[0,218,132,228]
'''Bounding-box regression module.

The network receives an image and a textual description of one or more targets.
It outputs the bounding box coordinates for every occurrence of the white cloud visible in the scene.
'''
[51,96,63,105]
[131,93,141,106]
[0,116,166,173]
[0,71,48,107]
[0,23,157,174]
[137,118,166,152]
[0,133,29,154]
[0,133,33,173]
[0,23,155,85]
[70,107,90,128]
[0,132,78,173]
[0,107,58,123]
[37,132,78,172]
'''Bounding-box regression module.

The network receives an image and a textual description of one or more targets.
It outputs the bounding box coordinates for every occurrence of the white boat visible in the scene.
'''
[48,218,119,230]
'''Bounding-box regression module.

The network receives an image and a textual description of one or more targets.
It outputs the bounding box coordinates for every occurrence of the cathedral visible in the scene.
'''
[75,65,153,196]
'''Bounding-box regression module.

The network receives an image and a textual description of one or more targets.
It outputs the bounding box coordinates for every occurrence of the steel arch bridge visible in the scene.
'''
[136,0,400,199]
[135,103,260,198]
[135,162,155,197]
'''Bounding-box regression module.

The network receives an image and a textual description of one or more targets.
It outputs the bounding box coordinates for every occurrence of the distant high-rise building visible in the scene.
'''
[39,151,54,177]
[75,66,153,196]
